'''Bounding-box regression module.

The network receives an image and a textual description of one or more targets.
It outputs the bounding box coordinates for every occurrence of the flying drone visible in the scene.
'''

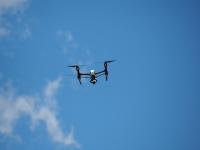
[68,60,116,84]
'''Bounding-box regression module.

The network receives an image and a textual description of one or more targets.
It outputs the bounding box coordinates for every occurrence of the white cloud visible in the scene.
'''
[0,0,27,15]
[44,77,62,100]
[35,107,78,146]
[0,0,29,39]
[56,30,79,53]
[0,77,79,147]
[56,29,93,61]
[56,30,74,42]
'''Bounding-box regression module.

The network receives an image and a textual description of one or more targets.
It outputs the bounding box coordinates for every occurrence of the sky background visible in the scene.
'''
[0,0,200,150]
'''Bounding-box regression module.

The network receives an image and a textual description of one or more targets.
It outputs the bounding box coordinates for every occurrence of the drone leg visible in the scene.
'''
[106,75,108,81]
[105,71,108,81]
[77,72,82,84]
[78,79,82,84]
[78,76,82,84]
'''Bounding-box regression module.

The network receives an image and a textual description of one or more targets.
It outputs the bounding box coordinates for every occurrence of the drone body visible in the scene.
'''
[68,60,116,84]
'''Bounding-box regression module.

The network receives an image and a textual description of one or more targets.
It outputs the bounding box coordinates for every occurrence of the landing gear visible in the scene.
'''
[90,79,97,84]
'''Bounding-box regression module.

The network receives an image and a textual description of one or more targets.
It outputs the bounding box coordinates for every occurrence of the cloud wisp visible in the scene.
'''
[56,30,79,54]
[0,0,32,40]
[0,0,27,15]
[0,77,79,147]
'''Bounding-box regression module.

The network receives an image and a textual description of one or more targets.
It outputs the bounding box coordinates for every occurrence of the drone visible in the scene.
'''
[68,60,116,84]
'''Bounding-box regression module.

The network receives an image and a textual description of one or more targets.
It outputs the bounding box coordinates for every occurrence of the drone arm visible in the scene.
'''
[80,73,90,76]
[96,73,105,78]
[96,70,105,75]
[81,76,90,78]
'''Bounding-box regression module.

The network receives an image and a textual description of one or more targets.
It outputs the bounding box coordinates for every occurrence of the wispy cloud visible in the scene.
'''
[56,30,79,54]
[0,0,27,15]
[0,0,30,39]
[56,29,94,62]
[0,77,79,147]
[44,77,62,100]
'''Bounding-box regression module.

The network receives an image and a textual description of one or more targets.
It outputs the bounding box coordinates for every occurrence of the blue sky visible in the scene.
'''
[0,0,200,150]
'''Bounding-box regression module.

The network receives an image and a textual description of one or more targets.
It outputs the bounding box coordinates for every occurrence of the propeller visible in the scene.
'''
[105,60,116,63]
[67,64,87,68]
[68,65,78,68]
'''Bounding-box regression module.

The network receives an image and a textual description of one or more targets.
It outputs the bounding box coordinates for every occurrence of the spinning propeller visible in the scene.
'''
[104,60,116,63]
